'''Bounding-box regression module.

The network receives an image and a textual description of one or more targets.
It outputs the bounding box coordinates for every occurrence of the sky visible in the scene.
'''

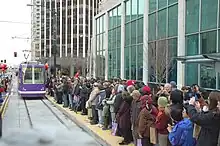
[0,0,32,66]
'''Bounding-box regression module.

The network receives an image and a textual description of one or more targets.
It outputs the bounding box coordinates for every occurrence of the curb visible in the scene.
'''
[0,93,10,118]
[46,96,111,146]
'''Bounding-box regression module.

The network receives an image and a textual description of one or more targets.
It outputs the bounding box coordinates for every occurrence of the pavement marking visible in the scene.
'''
[0,94,10,118]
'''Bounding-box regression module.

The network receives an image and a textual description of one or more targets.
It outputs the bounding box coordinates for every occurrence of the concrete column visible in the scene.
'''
[120,2,125,79]
[65,0,68,57]
[177,0,186,88]
[60,0,62,57]
[76,0,79,57]
[104,13,109,80]
[83,0,86,58]
[92,20,97,78]
[44,0,47,57]
[71,0,73,57]
[143,0,149,84]
[49,0,52,57]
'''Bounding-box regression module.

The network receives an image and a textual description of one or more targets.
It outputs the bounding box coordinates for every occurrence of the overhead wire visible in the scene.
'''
[0,20,30,24]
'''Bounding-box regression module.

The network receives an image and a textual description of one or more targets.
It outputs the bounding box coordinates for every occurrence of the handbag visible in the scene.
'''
[87,108,92,118]
[193,124,201,139]
[150,126,158,144]
[111,122,118,136]
[137,139,142,146]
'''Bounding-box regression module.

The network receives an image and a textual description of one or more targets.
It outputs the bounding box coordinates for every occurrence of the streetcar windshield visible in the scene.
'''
[34,67,44,84]
[23,67,32,84]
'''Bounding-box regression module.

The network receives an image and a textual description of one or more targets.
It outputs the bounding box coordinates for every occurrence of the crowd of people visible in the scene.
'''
[47,76,220,146]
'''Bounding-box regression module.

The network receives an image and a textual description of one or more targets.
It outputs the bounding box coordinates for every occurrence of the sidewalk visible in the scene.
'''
[0,92,10,117]
[46,95,134,146]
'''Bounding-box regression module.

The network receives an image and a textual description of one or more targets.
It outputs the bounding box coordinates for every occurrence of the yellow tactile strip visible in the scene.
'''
[46,95,134,146]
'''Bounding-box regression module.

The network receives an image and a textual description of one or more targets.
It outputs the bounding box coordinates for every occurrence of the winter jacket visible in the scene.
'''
[96,90,106,110]
[187,105,220,146]
[156,111,171,135]
[130,99,142,129]
[114,93,123,114]
[168,118,196,146]
[137,107,156,138]
[87,87,99,106]
[106,94,116,113]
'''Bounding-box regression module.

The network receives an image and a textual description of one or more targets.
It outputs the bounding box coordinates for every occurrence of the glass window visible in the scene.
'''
[201,0,218,31]
[116,47,121,72]
[200,64,216,89]
[125,0,131,22]
[149,13,156,41]
[137,18,143,43]
[186,34,199,55]
[149,0,156,13]
[158,9,167,39]
[124,46,130,79]
[157,40,167,83]
[125,23,131,46]
[117,5,122,26]
[117,27,121,48]
[148,42,156,82]
[113,8,117,28]
[108,11,113,29]
[131,46,137,80]
[168,38,177,82]
[34,68,44,84]
[201,31,217,54]
[131,0,138,20]
[23,67,32,84]
[185,63,198,86]
[131,21,137,44]
[168,4,178,37]
[158,0,167,9]
[186,0,199,34]
[137,45,143,80]
[168,0,177,5]
[138,0,145,16]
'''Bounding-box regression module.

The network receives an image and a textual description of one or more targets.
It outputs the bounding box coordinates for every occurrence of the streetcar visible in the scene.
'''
[18,61,46,98]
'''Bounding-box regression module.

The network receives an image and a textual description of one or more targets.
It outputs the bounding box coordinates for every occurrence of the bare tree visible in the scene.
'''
[147,40,176,84]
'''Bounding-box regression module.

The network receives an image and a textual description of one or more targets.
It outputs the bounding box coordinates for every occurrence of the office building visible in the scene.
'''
[91,0,220,90]
[40,0,98,75]
[31,0,41,60]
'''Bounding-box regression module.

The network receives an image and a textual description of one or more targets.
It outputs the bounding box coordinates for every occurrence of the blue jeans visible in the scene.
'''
[98,109,103,125]
[62,93,69,107]
[68,94,74,109]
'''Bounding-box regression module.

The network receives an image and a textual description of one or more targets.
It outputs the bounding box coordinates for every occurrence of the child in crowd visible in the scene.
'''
[168,107,196,146]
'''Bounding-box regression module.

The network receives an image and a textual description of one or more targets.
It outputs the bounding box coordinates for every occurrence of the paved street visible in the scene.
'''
[2,77,101,146]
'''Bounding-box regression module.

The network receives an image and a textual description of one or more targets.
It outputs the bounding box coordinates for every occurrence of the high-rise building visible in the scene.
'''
[31,0,41,60]
[91,0,220,90]
[40,0,98,76]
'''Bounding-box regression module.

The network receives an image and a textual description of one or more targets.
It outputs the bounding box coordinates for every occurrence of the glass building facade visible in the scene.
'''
[92,0,220,90]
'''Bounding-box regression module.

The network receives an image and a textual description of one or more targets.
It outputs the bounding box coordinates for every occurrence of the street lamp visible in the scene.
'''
[22,50,31,63]
[27,3,57,77]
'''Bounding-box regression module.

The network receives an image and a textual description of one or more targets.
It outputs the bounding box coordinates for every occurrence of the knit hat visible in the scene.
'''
[157,96,168,107]
[141,86,151,95]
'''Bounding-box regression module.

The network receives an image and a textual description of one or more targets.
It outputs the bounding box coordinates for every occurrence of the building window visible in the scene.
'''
[186,34,199,56]
[186,0,199,34]
[148,0,178,83]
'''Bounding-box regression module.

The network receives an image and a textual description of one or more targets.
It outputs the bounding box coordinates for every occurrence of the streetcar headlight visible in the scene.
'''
[22,87,26,91]
[41,87,44,91]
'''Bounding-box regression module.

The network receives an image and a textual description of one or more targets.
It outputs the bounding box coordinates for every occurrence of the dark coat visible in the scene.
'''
[187,105,220,146]
[114,93,123,114]
[116,96,133,130]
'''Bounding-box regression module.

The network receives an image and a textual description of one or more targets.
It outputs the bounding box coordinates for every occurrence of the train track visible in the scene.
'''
[23,98,70,129]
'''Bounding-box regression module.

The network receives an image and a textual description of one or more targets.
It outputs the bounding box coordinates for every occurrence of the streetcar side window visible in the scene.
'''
[34,68,44,84]
[23,67,32,84]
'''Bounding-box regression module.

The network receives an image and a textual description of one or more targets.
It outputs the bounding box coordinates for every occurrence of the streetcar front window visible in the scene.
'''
[23,67,32,84]
[34,68,44,84]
